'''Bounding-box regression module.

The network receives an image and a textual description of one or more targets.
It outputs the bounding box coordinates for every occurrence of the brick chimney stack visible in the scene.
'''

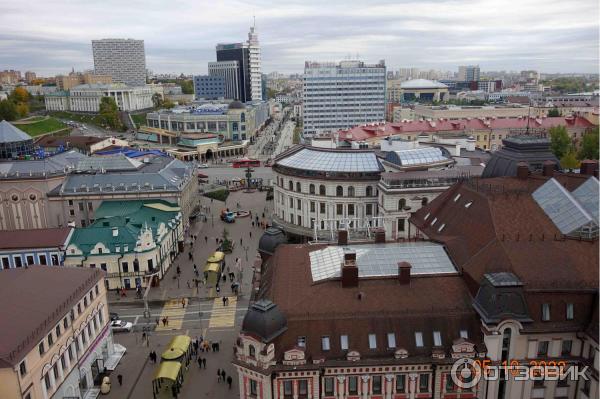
[341,248,358,288]
[542,160,555,177]
[580,160,599,176]
[398,262,412,285]
[338,230,348,246]
[516,162,529,180]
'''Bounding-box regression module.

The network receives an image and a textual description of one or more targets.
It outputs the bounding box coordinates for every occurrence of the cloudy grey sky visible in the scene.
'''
[0,0,598,76]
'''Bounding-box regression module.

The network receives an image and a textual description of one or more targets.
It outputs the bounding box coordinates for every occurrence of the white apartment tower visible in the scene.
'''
[302,60,387,136]
[92,39,147,86]
[247,26,262,101]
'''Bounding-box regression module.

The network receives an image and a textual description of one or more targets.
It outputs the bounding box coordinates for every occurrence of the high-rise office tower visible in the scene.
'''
[302,60,387,136]
[92,39,146,86]
[208,61,240,99]
[215,25,262,102]
[458,65,480,82]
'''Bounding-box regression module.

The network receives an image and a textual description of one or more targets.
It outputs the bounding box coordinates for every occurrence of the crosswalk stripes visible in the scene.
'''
[208,297,237,328]
[155,298,187,331]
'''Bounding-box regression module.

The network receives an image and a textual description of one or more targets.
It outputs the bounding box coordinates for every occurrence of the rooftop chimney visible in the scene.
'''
[580,160,599,176]
[542,160,555,177]
[516,162,529,180]
[373,228,386,244]
[338,230,348,246]
[398,262,412,285]
[341,248,358,288]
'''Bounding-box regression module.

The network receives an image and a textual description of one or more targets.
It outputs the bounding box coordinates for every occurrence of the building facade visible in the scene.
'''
[271,146,384,240]
[247,26,262,101]
[194,75,226,100]
[0,266,125,399]
[208,61,240,99]
[92,38,146,86]
[146,101,269,141]
[0,227,72,269]
[56,73,113,91]
[303,60,387,136]
[458,65,480,82]
[45,84,153,112]
[64,200,183,290]
[399,79,449,103]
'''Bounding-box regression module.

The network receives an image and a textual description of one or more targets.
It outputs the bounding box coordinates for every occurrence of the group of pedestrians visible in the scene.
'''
[217,368,233,389]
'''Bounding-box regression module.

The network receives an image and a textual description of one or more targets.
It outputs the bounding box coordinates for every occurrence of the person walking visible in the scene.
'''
[162,317,167,327]
[197,357,202,369]
[221,369,226,382]
[222,296,227,306]
[202,358,206,369]
[117,374,123,386]
[181,298,186,308]
[204,235,208,243]
[227,375,233,389]
[217,369,222,382]
[240,237,243,246]
[249,231,252,239]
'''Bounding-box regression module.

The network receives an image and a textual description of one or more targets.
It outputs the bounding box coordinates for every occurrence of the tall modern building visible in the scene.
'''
[458,65,481,82]
[92,39,146,86]
[302,60,387,136]
[208,61,240,99]
[215,26,262,102]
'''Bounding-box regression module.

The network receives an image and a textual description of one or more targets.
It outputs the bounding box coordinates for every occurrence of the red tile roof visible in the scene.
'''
[337,116,594,141]
[0,227,73,250]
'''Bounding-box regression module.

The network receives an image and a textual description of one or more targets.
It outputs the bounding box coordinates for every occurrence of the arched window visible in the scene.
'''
[421,198,428,206]
[399,199,406,210]
[249,345,256,358]
[240,112,246,122]
[336,186,343,197]
[347,186,355,197]
[366,186,373,197]
[309,184,315,194]
[296,182,301,192]
[288,181,293,191]
[319,185,326,196]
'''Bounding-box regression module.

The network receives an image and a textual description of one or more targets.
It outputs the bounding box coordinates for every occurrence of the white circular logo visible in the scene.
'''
[451,358,482,389]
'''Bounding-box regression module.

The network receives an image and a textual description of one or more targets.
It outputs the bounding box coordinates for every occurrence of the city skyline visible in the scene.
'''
[0,0,598,76]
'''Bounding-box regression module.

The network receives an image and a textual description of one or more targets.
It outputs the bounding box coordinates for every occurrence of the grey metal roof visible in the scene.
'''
[76,154,143,172]
[385,147,449,167]
[0,121,32,143]
[532,178,597,236]
[309,241,456,282]
[277,148,382,173]
[0,150,86,179]
[571,177,599,223]
[59,157,193,195]
[484,272,522,287]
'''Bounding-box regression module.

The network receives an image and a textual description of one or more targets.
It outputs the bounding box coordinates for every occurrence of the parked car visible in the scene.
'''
[110,320,133,333]
[110,312,119,321]
[198,163,209,168]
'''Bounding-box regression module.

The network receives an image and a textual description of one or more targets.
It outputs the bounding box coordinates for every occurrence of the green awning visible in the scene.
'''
[153,361,181,381]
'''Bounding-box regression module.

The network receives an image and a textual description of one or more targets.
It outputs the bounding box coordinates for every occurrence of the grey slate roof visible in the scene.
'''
[0,150,87,179]
[0,121,32,143]
[58,156,193,195]
[76,154,143,172]
[482,135,559,178]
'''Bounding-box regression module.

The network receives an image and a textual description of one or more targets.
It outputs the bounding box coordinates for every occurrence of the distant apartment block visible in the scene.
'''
[56,72,113,91]
[92,39,146,86]
[0,70,21,84]
[458,65,480,82]
[24,71,36,84]
[302,60,387,135]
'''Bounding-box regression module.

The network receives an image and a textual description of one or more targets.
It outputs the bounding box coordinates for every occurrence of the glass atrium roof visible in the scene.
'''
[385,147,448,166]
[277,148,382,173]
[571,177,599,223]
[309,241,456,282]
[532,177,598,236]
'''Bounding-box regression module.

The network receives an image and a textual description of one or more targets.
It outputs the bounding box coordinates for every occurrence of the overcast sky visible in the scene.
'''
[1,0,598,76]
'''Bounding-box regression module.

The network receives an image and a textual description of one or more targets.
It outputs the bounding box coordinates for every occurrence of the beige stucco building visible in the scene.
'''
[0,266,125,399]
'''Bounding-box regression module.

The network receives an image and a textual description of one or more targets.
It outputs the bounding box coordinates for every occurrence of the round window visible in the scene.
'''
[11,194,19,202]
[29,194,37,201]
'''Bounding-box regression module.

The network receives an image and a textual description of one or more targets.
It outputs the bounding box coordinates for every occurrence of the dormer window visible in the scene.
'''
[321,336,330,351]
[415,332,424,347]
[297,336,306,347]
[460,330,469,339]
[248,345,256,358]
[542,304,551,321]
[433,331,442,346]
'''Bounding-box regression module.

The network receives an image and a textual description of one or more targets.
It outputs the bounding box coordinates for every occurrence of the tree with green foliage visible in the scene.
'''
[578,127,599,160]
[15,103,29,118]
[163,99,176,109]
[180,80,194,95]
[560,150,580,171]
[267,88,277,100]
[11,87,29,103]
[98,97,122,130]
[549,125,571,159]
[547,108,561,117]
[0,99,18,121]
[151,93,163,109]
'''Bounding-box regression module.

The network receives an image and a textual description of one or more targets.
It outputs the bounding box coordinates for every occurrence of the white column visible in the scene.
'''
[336,376,345,399]
[361,375,370,399]
[385,374,394,399]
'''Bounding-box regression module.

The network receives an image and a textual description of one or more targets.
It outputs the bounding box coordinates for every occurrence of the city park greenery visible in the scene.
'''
[0,87,30,121]
[98,97,122,130]
[549,125,599,170]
